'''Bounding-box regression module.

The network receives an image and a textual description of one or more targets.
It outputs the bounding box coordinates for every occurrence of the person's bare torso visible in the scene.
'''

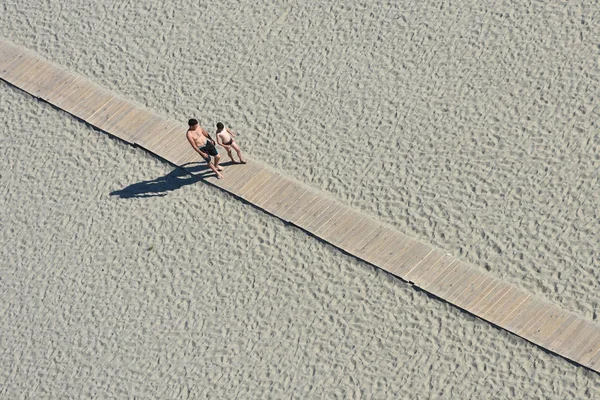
[188,127,208,148]
[217,128,233,145]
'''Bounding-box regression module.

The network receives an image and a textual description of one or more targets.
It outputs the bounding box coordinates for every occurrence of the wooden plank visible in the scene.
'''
[0,51,29,76]
[225,163,266,192]
[15,60,54,91]
[69,88,114,120]
[422,259,463,293]
[176,149,202,168]
[0,43,23,69]
[344,223,384,255]
[262,181,312,219]
[517,305,556,338]
[237,169,275,200]
[529,309,573,347]
[7,57,46,87]
[360,226,398,260]
[561,323,600,361]
[343,218,383,252]
[412,254,457,290]
[248,173,289,205]
[373,235,412,269]
[577,332,600,366]
[171,143,201,167]
[254,179,296,208]
[504,298,548,333]
[371,233,412,267]
[53,81,98,112]
[24,65,66,98]
[403,249,446,284]
[42,74,82,103]
[483,289,530,324]
[151,133,187,164]
[434,265,479,299]
[85,96,124,123]
[328,214,369,248]
[442,267,483,298]
[341,219,382,254]
[219,162,257,184]
[388,241,434,277]
[494,294,534,327]
[86,98,130,128]
[445,271,487,304]
[293,196,334,226]
[100,103,139,133]
[75,91,116,122]
[14,60,54,92]
[145,122,186,150]
[284,190,321,223]
[547,318,589,352]
[451,275,499,310]
[246,173,287,204]
[587,343,600,370]
[479,285,519,319]
[237,169,278,201]
[33,68,72,100]
[558,321,595,359]
[362,229,403,262]
[303,202,346,235]
[306,203,346,235]
[514,304,553,338]
[470,283,514,317]
[213,163,258,191]
[314,207,350,236]
[54,81,98,112]
[110,109,155,141]
[321,212,366,248]
[409,252,454,287]
[145,123,185,158]
[130,114,169,144]
[139,120,181,152]
[0,53,37,79]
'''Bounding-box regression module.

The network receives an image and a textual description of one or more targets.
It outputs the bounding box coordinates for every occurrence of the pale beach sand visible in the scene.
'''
[1,0,600,398]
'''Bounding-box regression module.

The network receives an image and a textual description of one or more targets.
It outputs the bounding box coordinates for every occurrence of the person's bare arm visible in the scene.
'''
[216,133,224,147]
[201,127,216,144]
[187,132,208,159]
[226,127,236,137]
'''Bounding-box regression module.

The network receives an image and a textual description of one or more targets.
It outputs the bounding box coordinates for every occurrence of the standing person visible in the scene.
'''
[186,118,223,179]
[215,122,247,164]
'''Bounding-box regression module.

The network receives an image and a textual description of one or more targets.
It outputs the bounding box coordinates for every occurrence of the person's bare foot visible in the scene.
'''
[240,160,247,164]
[216,166,223,171]
[216,172,223,179]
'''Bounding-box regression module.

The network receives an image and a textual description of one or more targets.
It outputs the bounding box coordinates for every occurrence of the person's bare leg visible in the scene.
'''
[214,154,223,171]
[231,142,246,163]
[225,146,236,163]
[207,161,223,179]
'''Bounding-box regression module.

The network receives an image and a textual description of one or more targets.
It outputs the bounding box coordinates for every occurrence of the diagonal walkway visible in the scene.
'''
[2,37,600,373]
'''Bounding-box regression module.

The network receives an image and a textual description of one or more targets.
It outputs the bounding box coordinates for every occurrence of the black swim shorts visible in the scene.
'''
[200,141,219,158]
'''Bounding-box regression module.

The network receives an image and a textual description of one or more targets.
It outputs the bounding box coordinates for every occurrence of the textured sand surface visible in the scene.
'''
[2,0,598,317]
[2,81,600,398]
[1,0,600,397]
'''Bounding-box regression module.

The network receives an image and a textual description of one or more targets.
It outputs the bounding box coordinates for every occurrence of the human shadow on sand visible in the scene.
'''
[110,160,233,199]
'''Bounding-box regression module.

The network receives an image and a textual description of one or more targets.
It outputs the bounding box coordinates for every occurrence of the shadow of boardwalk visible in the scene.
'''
[110,167,203,198]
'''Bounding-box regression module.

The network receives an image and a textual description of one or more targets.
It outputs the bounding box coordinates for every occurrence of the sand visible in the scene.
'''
[1,0,600,398]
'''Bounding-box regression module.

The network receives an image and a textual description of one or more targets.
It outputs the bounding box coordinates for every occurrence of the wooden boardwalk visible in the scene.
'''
[2,38,600,373]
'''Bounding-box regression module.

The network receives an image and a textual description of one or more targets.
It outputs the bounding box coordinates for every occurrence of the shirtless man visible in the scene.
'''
[186,119,223,179]
[215,122,246,164]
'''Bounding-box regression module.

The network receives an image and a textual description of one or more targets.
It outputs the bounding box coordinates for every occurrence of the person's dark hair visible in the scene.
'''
[216,122,224,130]
[188,118,198,127]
